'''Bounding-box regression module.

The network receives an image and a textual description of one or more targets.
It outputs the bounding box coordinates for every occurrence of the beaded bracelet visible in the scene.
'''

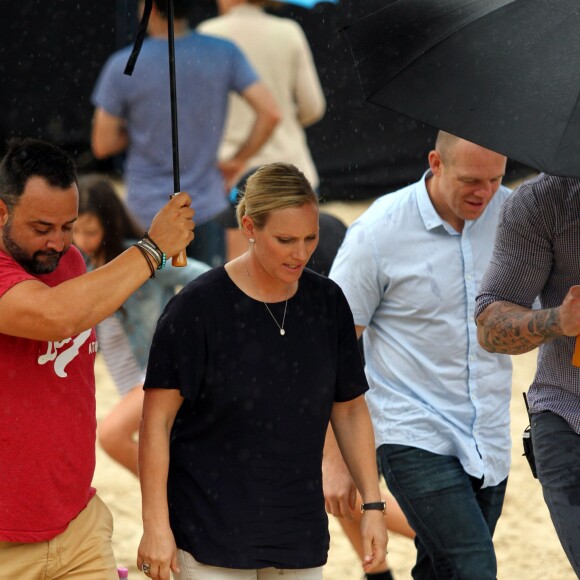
[143,232,167,270]
[133,242,156,279]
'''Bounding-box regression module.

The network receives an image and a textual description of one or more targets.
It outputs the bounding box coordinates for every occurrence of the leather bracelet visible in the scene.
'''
[139,237,162,265]
[133,243,156,279]
[139,239,162,267]
[360,500,386,514]
[143,231,167,270]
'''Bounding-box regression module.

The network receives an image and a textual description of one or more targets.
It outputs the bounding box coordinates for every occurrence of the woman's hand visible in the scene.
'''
[360,510,389,573]
[137,525,180,580]
[330,396,389,571]
[138,388,184,579]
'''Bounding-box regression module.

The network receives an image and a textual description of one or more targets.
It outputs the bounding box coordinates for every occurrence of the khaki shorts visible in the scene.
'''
[176,550,323,580]
[0,494,118,580]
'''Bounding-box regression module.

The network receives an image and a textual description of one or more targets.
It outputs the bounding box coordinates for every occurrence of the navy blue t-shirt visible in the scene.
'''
[144,267,368,569]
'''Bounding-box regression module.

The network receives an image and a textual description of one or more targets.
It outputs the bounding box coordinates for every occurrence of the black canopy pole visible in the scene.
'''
[123,0,187,266]
[167,0,181,194]
[167,0,187,266]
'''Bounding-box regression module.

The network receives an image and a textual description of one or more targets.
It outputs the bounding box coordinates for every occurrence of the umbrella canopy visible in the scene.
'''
[343,0,580,177]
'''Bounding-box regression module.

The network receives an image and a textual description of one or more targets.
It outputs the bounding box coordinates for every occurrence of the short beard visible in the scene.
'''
[3,219,67,275]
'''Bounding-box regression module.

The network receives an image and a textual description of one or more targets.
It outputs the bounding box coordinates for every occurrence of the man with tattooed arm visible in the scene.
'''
[475,173,580,575]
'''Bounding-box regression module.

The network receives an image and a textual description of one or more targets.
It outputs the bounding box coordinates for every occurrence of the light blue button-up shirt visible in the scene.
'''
[330,172,513,487]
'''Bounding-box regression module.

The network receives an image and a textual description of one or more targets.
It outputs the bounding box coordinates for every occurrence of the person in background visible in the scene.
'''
[199,0,325,261]
[325,132,513,579]
[136,163,387,580]
[199,0,325,187]
[73,174,210,475]
[475,173,580,576]
[91,0,280,267]
[0,137,193,579]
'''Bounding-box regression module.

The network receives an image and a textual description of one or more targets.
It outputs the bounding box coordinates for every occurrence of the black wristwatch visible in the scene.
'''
[360,500,386,514]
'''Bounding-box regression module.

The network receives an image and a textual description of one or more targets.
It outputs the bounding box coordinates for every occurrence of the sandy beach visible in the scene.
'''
[93,349,576,579]
[93,198,576,579]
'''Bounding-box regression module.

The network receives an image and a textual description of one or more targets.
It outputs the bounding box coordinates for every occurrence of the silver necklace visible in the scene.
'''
[244,258,289,336]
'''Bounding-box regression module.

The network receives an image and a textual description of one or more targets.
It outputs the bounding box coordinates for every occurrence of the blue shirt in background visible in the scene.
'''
[92,32,259,227]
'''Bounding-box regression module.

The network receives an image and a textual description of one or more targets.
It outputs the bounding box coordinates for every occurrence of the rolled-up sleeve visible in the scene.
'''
[475,182,553,318]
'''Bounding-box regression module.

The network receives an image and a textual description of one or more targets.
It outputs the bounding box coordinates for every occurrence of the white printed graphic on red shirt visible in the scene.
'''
[37,329,93,378]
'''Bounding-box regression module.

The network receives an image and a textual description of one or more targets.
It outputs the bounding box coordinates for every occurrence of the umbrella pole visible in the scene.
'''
[167,0,187,267]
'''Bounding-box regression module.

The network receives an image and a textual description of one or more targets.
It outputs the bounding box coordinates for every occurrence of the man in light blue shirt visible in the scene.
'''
[325,132,512,579]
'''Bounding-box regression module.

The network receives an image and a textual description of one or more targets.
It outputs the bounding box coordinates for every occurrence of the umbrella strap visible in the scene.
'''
[124,0,153,76]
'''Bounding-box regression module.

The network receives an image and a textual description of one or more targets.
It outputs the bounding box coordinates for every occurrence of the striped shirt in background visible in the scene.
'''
[96,316,145,397]
[476,173,580,432]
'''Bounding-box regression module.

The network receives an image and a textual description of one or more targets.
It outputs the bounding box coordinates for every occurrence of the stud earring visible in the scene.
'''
[249,238,255,243]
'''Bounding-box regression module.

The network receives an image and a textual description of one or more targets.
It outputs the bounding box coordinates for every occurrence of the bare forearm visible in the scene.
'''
[323,424,345,466]
[235,83,280,164]
[322,424,352,493]
[331,400,381,502]
[139,418,172,530]
[137,413,180,579]
[91,108,129,159]
[330,398,389,572]
[139,389,183,554]
[0,246,153,341]
[93,128,128,159]
[219,113,278,189]
[322,423,358,518]
[232,113,277,165]
[52,193,193,336]
[0,193,194,341]
[476,300,562,354]
[56,247,154,331]
[296,86,325,127]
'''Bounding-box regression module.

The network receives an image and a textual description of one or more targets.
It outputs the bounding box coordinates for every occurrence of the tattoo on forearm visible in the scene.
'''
[478,302,561,354]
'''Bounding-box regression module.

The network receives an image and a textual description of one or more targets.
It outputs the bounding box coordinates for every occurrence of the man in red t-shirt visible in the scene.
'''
[0,138,194,579]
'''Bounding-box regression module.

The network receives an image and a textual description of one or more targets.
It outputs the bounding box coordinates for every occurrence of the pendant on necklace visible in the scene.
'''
[243,256,289,337]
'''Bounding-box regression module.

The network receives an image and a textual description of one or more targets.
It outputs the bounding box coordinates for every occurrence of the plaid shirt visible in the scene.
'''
[476,173,580,432]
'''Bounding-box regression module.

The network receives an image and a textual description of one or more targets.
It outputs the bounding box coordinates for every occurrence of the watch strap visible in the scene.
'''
[360,500,386,513]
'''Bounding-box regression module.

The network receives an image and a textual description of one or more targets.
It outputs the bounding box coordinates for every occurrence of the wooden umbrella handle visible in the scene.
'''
[172,250,187,267]
[573,336,580,367]
[170,191,188,267]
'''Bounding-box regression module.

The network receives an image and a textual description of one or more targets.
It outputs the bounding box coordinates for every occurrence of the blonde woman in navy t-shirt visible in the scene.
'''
[137,163,388,580]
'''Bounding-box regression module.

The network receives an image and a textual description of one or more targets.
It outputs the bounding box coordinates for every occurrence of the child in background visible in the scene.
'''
[73,174,210,475]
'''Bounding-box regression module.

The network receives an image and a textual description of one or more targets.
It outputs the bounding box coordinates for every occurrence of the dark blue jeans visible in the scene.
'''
[377,444,507,580]
[531,411,580,576]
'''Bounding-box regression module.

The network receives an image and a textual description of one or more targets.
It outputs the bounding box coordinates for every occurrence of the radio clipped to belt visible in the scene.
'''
[522,392,538,479]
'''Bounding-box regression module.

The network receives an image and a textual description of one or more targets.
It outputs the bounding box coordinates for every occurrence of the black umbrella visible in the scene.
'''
[344,0,580,365]
[124,0,187,267]
[343,0,580,178]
